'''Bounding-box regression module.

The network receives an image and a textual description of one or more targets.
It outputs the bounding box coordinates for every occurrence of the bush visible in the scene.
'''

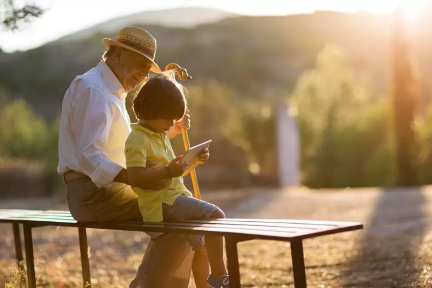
[291,45,396,188]
[0,98,60,195]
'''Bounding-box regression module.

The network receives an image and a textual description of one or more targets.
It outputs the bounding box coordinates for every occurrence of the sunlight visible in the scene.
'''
[3,0,432,52]
[399,0,430,21]
[362,0,430,21]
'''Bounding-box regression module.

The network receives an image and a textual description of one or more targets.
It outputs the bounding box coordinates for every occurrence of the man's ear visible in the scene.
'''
[113,47,123,64]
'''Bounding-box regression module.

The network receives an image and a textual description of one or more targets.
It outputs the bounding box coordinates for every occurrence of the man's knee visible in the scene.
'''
[209,208,225,219]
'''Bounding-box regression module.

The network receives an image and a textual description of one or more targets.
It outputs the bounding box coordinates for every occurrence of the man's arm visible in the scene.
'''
[127,166,170,190]
[117,163,172,188]
[114,168,129,184]
[72,88,124,188]
[127,155,187,190]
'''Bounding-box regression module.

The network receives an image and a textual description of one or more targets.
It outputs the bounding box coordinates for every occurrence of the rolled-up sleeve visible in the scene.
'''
[125,135,148,168]
[72,88,123,188]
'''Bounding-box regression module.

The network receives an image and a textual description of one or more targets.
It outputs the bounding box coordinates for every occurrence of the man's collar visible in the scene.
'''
[96,61,127,100]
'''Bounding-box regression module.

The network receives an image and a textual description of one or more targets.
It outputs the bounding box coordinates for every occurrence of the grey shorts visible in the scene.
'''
[162,195,220,251]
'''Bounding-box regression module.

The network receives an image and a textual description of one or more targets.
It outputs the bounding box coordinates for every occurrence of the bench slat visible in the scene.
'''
[3,210,357,229]
[106,221,325,234]
[0,219,362,241]
[40,211,362,228]
[0,210,42,219]
[87,221,362,240]
[0,209,363,241]
[179,219,349,230]
[0,216,333,234]
[4,214,346,231]
[1,212,357,230]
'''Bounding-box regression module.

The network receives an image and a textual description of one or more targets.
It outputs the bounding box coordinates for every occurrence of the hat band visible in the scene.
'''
[116,38,155,61]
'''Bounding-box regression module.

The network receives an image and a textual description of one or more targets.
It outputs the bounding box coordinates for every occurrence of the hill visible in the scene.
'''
[2,10,432,120]
[59,7,238,42]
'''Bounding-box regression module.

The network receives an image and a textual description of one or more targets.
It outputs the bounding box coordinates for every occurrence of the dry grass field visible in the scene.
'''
[1,186,432,287]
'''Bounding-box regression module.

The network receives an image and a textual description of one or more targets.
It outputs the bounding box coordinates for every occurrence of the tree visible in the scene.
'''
[291,45,396,188]
[392,7,419,186]
[1,0,43,31]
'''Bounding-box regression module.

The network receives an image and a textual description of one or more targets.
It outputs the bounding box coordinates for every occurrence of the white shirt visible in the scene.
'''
[57,61,131,188]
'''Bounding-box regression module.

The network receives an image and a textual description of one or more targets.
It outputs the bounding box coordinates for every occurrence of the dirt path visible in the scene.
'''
[1,186,432,287]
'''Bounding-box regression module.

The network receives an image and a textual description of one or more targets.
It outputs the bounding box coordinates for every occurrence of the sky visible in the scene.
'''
[0,0,429,52]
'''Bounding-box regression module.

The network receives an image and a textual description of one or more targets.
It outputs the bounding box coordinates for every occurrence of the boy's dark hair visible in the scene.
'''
[133,73,187,120]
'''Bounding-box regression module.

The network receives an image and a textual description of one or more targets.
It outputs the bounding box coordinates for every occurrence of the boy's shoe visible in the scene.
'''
[206,274,230,288]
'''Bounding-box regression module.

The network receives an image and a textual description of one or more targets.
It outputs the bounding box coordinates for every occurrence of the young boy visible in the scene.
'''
[125,73,230,288]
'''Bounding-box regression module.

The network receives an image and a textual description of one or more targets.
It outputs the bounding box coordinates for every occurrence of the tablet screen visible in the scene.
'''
[181,140,212,168]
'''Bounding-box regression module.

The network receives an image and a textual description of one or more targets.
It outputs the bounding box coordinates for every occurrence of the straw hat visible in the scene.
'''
[102,26,161,72]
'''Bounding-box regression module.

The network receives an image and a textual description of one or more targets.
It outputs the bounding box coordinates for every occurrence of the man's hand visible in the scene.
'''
[167,108,190,139]
[146,160,169,189]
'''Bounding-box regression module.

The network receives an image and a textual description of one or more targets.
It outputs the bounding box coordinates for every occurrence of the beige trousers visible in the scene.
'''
[65,177,194,288]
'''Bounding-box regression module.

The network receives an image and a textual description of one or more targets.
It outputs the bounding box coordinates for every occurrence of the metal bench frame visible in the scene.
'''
[0,209,363,288]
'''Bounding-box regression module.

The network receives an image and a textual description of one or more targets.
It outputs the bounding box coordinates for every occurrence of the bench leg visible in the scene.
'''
[291,239,307,288]
[79,227,92,288]
[13,223,24,263]
[225,236,241,288]
[13,223,26,287]
[23,225,36,288]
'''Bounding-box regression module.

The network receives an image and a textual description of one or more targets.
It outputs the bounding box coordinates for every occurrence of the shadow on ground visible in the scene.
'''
[342,188,428,288]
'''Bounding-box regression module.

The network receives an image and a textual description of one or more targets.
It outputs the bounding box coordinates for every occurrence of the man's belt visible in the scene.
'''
[62,171,88,184]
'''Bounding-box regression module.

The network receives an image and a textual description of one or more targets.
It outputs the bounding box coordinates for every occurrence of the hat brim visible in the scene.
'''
[102,38,161,73]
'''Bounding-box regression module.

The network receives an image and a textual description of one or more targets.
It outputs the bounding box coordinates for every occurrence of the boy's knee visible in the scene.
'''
[210,208,225,219]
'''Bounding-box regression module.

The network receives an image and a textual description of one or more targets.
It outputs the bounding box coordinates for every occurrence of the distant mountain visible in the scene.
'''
[3,10,432,121]
[0,11,392,120]
[59,7,238,42]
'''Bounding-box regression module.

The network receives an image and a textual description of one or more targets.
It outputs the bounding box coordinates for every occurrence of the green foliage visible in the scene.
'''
[291,45,396,188]
[1,0,44,30]
[181,81,278,179]
[0,97,60,193]
[415,102,432,185]
[172,80,252,186]
[221,99,277,177]
[0,99,48,158]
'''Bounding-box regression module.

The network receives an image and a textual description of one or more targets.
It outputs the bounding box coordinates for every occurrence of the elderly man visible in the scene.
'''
[58,26,198,288]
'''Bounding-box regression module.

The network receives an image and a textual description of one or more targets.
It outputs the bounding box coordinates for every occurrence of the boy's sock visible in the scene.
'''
[206,274,230,288]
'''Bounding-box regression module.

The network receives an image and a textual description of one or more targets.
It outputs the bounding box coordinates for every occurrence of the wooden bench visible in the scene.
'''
[0,209,362,288]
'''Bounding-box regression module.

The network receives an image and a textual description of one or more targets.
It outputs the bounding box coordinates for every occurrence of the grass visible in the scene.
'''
[1,186,432,287]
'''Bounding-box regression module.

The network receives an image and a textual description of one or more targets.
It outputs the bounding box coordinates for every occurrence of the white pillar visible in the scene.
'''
[276,102,300,187]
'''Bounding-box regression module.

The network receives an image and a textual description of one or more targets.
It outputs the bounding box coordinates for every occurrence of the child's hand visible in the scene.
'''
[168,155,188,177]
[195,147,210,165]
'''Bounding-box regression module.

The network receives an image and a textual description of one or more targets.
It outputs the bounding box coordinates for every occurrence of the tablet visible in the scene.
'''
[181,140,212,169]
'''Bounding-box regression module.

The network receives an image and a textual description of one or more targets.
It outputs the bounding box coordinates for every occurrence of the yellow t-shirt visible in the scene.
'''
[125,123,192,222]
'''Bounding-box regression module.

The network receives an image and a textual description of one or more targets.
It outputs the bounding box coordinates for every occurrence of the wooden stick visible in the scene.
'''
[164,63,201,199]
[181,128,201,199]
